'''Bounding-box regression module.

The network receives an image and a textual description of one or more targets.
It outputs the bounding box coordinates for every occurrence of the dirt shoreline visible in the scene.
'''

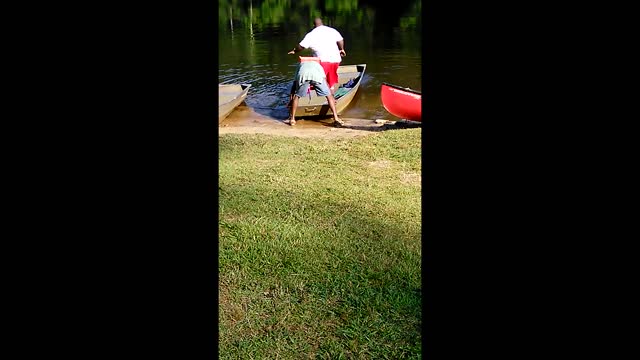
[219,104,420,139]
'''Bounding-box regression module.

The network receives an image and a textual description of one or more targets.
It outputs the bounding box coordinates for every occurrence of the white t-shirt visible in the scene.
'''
[299,25,343,63]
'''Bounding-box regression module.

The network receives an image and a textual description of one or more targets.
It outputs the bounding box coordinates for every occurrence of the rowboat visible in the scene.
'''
[293,64,366,117]
[380,82,422,122]
[219,84,251,123]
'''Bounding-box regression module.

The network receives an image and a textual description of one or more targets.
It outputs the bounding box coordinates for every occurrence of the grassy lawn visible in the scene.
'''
[219,129,422,359]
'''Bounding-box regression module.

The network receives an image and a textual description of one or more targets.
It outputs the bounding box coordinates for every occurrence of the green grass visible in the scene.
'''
[219,130,422,359]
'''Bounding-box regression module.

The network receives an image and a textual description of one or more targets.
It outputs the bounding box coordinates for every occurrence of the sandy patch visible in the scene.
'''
[401,172,422,185]
[368,160,393,169]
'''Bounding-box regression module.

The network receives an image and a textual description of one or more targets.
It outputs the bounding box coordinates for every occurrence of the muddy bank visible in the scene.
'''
[219,104,420,139]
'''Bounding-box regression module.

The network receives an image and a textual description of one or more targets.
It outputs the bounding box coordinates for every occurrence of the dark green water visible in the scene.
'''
[218,0,421,120]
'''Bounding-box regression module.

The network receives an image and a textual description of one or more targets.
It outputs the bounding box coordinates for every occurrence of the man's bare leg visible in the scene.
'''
[289,95,299,125]
[326,95,344,126]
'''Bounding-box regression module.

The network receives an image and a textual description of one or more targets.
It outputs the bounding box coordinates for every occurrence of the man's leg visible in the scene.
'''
[327,74,336,96]
[320,62,338,95]
[329,63,340,94]
[326,95,343,126]
[289,95,299,125]
[290,81,310,125]
[328,68,335,95]
[313,80,342,126]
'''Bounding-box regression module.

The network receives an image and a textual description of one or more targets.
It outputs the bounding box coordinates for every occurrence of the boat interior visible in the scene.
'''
[299,64,365,105]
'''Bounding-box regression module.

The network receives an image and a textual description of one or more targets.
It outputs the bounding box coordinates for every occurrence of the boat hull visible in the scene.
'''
[293,64,366,117]
[219,84,251,123]
[380,83,422,122]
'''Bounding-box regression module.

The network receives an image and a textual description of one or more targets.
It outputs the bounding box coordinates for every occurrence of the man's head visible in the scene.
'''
[313,18,323,27]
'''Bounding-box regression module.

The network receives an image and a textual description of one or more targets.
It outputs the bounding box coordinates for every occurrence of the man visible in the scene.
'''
[288,60,344,127]
[288,18,346,94]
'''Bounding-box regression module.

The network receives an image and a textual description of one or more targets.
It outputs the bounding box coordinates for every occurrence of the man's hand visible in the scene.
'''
[339,49,346,57]
[288,50,295,55]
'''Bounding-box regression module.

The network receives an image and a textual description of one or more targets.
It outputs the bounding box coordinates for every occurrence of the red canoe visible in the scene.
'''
[380,83,422,122]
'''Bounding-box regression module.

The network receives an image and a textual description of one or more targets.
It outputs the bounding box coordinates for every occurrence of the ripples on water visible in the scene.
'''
[219,25,421,120]
[219,64,296,119]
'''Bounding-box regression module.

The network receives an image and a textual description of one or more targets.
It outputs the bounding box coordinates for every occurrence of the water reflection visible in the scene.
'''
[219,0,422,121]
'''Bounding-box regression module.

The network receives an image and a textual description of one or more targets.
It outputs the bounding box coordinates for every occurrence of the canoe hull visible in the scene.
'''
[380,83,422,122]
[293,64,366,117]
[219,84,251,123]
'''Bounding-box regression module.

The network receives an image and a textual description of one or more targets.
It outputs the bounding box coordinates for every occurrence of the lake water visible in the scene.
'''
[218,0,421,121]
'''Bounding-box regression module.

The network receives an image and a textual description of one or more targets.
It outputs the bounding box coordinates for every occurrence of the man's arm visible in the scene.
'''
[288,44,305,55]
[337,40,346,57]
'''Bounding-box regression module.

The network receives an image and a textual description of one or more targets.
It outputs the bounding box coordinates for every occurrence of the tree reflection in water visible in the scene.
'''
[218,0,421,36]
